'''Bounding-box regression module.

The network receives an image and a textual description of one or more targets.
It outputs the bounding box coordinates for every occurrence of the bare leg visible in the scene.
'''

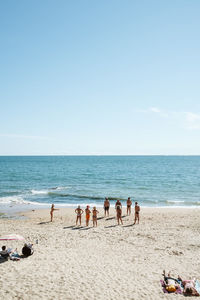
[78,216,81,225]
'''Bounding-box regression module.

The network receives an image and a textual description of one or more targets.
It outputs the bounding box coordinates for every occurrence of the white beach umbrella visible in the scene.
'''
[0,234,25,241]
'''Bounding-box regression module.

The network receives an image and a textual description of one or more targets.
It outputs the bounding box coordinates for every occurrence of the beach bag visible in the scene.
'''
[166,285,176,292]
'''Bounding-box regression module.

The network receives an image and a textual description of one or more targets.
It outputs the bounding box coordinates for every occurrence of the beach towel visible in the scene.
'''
[160,280,183,294]
[195,280,200,294]
[10,252,20,261]
[10,256,20,261]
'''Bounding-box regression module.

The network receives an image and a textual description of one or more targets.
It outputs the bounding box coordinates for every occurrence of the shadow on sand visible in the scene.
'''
[63,226,92,231]
[104,225,118,228]
[105,217,115,221]
[0,254,33,263]
[0,258,8,264]
[71,226,84,230]
[123,224,134,228]
[79,227,92,231]
[63,225,75,229]
[38,221,51,225]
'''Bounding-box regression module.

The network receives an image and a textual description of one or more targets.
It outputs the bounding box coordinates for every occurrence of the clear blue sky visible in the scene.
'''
[1,0,200,155]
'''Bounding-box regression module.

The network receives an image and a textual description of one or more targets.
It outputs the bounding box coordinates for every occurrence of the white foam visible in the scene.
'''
[142,205,200,209]
[0,196,25,204]
[0,195,48,206]
[52,202,104,208]
[31,189,48,195]
[31,186,70,195]
[55,186,70,191]
[166,200,185,203]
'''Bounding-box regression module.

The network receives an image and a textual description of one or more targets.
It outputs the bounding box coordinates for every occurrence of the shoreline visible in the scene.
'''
[1,203,200,220]
[17,206,200,226]
[18,206,200,225]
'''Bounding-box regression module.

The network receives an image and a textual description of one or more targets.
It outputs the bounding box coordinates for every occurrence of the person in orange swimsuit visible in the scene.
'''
[85,205,91,226]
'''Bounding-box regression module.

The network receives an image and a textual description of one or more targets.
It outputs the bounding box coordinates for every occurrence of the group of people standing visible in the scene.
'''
[104,197,140,225]
[74,197,140,227]
[50,198,140,227]
[75,205,99,227]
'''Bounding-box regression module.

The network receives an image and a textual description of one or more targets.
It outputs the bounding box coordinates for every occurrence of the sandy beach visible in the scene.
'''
[0,207,200,300]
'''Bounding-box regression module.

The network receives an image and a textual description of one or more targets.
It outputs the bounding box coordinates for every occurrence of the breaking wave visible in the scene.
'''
[0,195,46,206]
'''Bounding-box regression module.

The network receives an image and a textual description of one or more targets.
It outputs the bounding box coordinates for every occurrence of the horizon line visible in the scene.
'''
[0,154,200,157]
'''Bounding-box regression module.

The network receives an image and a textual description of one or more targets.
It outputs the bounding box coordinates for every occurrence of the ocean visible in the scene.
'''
[0,156,200,213]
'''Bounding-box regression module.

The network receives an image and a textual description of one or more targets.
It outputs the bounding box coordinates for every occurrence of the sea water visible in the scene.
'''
[0,156,200,212]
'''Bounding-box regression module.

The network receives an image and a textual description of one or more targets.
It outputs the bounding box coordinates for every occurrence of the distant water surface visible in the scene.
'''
[0,156,200,211]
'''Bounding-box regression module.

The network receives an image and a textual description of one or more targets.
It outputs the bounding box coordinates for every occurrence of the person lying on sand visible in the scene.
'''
[133,202,140,224]
[163,270,200,296]
[85,205,91,226]
[162,270,181,292]
[104,197,110,217]
[179,277,199,296]
[50,204,59,222]
[127,197,132,215]
[75,206,84,226]
[92,207,99,227]
[116,205,123,225]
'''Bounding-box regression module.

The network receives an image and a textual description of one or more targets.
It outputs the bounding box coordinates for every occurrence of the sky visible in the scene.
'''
[0,0,200,155]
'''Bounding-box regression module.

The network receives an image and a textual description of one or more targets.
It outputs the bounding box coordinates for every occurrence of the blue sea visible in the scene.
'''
[0,156,200,213]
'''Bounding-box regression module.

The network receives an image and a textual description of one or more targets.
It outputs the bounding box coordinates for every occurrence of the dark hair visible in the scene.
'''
[135,202,138,205]
[22,245,32,257]
[2,246,6,251]
[185,287,193,295]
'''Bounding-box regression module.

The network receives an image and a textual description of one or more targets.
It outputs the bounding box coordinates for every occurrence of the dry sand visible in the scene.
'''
[0,207,200,300]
